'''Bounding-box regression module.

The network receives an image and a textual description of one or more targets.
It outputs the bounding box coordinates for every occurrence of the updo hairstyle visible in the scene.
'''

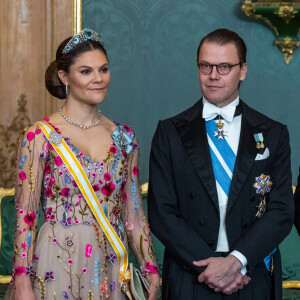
[45,37,108,99]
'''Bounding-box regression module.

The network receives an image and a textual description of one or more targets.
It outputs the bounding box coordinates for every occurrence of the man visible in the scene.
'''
[295,168,300,235]
[148,29,294,299]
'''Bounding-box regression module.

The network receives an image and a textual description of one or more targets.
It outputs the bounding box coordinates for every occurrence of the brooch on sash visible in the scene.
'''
[253,174,272,218]
[49,131,62,146]
[254,133,264,149]
[112,127,135,154]
[214,117,227,140]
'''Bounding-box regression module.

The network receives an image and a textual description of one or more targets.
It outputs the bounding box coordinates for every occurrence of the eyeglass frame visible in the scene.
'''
[197,62,243,75]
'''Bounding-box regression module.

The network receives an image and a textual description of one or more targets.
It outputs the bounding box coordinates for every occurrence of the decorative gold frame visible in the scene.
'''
[242,0,300,64]
[73,0,82,34]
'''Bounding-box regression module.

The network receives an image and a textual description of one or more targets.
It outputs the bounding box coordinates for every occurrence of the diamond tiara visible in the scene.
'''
[62,28,103,55]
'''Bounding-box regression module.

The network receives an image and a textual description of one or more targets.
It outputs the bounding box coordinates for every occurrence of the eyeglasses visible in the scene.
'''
[197,62,242,75]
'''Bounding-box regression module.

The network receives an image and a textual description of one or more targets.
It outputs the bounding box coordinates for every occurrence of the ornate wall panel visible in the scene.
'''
[0,0,80,188]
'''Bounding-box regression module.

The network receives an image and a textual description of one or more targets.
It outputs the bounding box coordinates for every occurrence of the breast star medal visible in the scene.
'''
[253,174,272,218]
[214,116,227,140]
[253,174,272,195]
[254,133,264,149]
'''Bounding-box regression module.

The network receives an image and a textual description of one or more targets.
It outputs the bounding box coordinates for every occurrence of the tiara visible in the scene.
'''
[62,28,103,55]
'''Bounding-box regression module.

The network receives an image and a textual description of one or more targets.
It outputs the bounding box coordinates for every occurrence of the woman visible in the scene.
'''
[6,29,159,300]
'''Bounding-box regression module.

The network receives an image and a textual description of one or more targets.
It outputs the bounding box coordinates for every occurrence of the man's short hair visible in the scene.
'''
[197,29,247,64]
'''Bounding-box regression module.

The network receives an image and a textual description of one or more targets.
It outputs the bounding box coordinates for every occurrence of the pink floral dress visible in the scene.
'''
[5,121,157,300]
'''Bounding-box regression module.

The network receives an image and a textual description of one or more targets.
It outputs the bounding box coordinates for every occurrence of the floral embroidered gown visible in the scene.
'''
[5,121,157,300]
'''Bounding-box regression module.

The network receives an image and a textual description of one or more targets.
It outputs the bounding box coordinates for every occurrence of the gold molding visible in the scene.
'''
[275,3,298,24]
[283,280,300,289]
[0,274,11,284]
[0,187,14,285]
[141,182,149,195]
[73,0,82,34]
[275,37,300,64]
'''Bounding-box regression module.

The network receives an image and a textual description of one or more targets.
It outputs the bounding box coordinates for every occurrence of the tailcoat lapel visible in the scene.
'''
[175,101,219,210]
[227,101,258,213]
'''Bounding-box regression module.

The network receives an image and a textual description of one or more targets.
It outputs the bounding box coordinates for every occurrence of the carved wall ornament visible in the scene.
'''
[242,0,300,64]
[0,94,31,188]
[276,3,298,24]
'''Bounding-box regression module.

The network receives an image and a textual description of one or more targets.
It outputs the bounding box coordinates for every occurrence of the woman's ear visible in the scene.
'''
[58,70,69,86]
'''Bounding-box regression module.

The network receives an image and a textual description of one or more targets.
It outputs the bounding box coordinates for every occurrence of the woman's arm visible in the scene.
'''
[13,125,46,299]
[122,138,160,300]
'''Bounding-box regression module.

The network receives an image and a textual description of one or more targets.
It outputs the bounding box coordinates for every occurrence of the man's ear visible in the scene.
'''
[58,70,69,86]
[239,63,247,81]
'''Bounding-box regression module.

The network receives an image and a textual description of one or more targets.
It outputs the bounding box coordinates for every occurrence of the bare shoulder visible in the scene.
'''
[101,115,118,134]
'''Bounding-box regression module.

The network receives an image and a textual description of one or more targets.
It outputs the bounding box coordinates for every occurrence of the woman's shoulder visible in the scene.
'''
[103,118,138,154]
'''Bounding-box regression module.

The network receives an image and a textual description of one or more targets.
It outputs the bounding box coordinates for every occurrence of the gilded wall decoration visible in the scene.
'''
[0,95,31,189]
[242,0,300,64]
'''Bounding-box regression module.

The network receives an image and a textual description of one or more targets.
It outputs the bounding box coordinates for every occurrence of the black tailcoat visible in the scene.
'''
[148,99,294,300]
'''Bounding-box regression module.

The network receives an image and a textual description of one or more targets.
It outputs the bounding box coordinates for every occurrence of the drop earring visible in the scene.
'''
[65,85,68,95]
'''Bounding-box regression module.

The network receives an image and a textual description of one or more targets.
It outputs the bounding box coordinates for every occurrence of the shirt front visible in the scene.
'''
[203,97,247,273]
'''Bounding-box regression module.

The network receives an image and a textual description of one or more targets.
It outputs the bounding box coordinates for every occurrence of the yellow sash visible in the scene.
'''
[36,120,132,298]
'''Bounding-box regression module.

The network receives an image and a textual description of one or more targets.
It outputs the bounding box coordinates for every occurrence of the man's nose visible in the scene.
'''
[209,65,219,79]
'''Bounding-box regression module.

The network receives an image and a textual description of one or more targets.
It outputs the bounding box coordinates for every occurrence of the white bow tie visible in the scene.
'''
[202,102,236,122]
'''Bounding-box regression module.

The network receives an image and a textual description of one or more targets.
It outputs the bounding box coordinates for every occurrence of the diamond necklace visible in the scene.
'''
[59,108,102,130]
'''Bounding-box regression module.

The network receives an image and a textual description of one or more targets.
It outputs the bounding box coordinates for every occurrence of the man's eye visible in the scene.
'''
[202,63,211,69]
[81,69,91,74]
[219,64,230,70]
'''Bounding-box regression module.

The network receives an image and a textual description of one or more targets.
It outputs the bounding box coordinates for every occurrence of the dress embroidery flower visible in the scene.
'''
[82,268,87,274]
[85,244,93,257]
[145,262,158,274]
[24,211,36,227]
[101,181,115,197]
[52,238,57,244]
[133,166,139,176]
[33,254,39,261]
[45,187,53,197]
[110,281,116,291]
[61,187,70,197]
[64,201,73,211]
[45,271,55,281]
[25,265,35,277]
[55,156,63,166]
[15,266,25,275]
[104,173,111,181]
[109,146,117,154]
[27,132,35,141]
[93,184,100,192]
[36,128,41,135]
[106,253,117,265]
[125,222,134,231]
[19,171,26,181]
[60,216,72,228]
